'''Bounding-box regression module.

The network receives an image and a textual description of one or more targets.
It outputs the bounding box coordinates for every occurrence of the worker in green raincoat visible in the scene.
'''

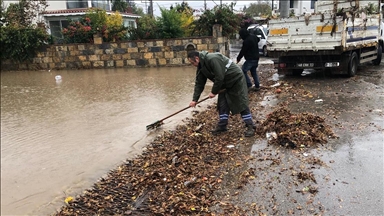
[187,51,256,137]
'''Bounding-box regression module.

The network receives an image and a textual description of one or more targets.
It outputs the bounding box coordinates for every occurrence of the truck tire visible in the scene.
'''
[348,52,358,77]
[262,46,268,57]
[372,45,382,65]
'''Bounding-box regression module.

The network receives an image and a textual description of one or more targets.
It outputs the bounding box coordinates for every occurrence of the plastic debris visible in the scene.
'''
[272,73,279,81]
[266,132,277,140]
[55,75,62,81]
[270,82,280,87]
[64,196,74,204]
[183,177,197,187]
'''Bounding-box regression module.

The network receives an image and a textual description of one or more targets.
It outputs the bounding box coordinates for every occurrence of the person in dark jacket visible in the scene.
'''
[237,28,260,92]
[187,51,256,137]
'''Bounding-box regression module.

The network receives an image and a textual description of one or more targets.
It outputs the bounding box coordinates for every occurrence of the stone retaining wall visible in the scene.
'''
[1,25,230,71]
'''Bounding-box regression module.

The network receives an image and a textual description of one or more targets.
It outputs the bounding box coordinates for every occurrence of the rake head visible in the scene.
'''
[146,120,164,130]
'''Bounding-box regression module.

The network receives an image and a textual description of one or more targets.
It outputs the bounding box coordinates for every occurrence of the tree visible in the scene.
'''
[127,1,144,16]
[157,7,183,39]
[2,0,48,27]
[193,3,240,37]
[243,2,272,18]
[111,0,143,16]
[238,14,258,29]
[171,2,194,36]
[131,6,144,16]
[0,0,6,26]
[111,0,128,12]
[127,15,158,40]
[171,2,194,17]
[0,0,49,62]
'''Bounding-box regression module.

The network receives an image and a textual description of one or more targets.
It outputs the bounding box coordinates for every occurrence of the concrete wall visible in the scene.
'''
[1,25,230,71]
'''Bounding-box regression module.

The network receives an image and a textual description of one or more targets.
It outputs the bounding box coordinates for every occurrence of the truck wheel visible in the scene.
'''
[348,52,358,77]
[292,69,303,76]
[263,46,268,57]
[285,69,303,76]
[372,45,382,65]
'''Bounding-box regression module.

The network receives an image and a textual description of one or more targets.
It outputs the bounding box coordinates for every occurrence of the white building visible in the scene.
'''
[290,0,317,15]
[273,0,318,15]
[3,0,140,40]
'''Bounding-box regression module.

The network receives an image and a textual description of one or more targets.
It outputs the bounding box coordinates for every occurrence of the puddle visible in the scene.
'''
[260,94,278,107]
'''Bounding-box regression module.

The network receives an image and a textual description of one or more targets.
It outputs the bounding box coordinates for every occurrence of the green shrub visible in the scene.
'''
[127,15,159,40]
[62,17,94,43]
[85,8,108,31]
[0,25,48,62]
[62,9,128,43]
[128,6,190,40]
[103,11,128,42]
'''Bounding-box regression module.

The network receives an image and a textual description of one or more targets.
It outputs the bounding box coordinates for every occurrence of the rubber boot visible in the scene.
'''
[211,125,228,135]
[244,124,255,137]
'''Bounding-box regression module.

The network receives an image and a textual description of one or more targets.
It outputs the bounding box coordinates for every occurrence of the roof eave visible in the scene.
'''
[43,13,85,17]
[42,12,140,18]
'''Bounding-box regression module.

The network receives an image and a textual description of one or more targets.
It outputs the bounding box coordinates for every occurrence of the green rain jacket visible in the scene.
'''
[192,51,249,114]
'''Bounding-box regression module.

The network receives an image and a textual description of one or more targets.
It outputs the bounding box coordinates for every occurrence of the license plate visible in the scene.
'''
[297,63,314,67]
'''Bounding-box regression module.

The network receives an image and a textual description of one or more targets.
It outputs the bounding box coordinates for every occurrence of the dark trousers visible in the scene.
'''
[242,59,260,88]
[217,92,254,126]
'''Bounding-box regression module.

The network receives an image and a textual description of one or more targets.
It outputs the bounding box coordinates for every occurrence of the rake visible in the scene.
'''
[146,96,212,130]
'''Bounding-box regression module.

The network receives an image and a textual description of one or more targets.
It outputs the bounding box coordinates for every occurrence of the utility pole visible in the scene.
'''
[280,0,289,18]
[149,0,153,17]
[204,0,207,10]
[141,0,152,16]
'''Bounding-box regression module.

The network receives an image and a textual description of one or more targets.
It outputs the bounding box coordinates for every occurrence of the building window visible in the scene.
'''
[123,20,136,28]
[123,20,129,28]
[91,0,109,10]
[129,21,135,28]
[49,20,70,40]
[311,0,317,9]
[66,0,88,9]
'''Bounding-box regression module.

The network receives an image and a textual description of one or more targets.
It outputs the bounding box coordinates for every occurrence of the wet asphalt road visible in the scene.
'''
[223,55,383,215]
[279,62,383,215]
[310,62,383,215]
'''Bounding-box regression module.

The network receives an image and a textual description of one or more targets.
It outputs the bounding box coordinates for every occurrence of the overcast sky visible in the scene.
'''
[133,1,257,16]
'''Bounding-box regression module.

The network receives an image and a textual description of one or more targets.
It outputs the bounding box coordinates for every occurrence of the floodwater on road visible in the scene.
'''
[0,66,212,215]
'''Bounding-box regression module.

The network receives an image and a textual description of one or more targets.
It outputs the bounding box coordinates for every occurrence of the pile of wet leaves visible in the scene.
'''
[256,103,337,148]
[55,68,338,215]
[56,104,254,215]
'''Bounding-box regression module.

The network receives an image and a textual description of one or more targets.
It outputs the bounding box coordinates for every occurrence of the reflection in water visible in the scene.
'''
[0,67,212,215]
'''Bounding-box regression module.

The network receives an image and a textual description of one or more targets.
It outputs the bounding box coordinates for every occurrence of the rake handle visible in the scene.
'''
[146,89,225,130]
[157,96,210,123]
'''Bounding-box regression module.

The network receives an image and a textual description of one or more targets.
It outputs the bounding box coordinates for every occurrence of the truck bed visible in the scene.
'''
[267,4,380,53]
